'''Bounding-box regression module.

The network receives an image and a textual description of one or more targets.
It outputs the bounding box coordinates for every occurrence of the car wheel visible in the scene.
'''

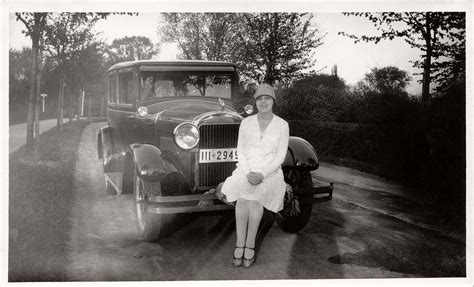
[276,168,314,233]
[133,168,164,242]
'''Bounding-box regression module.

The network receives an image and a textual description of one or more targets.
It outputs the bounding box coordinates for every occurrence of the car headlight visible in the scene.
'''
[173,122,200,149]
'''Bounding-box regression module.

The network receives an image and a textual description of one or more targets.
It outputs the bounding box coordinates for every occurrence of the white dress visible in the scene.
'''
[221,114,289,213]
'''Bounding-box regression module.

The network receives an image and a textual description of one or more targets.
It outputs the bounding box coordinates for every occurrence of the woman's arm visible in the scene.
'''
[261,120,289,178]
[237,119,250,174]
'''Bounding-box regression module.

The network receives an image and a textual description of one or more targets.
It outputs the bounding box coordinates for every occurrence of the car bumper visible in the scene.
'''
[294,183,334,203]
[146,193,234,214]
[145,183,333,214]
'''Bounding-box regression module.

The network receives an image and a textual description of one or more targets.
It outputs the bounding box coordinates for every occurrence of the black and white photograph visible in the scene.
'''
[3,0,472,286]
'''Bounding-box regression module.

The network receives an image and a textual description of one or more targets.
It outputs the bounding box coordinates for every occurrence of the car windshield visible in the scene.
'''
[139,72,233,101]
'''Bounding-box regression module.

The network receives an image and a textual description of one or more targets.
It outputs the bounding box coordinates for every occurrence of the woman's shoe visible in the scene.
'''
[233,246,244,267]
[243,247,256,268]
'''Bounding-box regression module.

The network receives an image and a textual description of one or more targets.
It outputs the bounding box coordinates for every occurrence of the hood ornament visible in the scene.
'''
[219,97,225,112]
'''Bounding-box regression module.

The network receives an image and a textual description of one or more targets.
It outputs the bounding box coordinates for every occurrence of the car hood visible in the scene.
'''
[144,98,242,124]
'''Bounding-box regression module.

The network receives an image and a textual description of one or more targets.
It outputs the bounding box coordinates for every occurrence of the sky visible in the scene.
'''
[6,10,461,96]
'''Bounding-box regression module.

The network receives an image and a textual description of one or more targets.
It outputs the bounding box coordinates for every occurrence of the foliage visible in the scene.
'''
[361,66,412,95]
[14,13,49,150]
[349,66,413,124]
[45,13,104,72]
[422,79,465,218]
[337,13,465,219]
[161,12,324,85]
[339,12,466,99]
[235,13,324,85]
[279,64,465,220]
[68,40,108,96]
[106,36,159,65]
[15,13,48,48]
[43,13,112,123]
[278,73,348,121]
[13,12,111,145]
[9,48,34,123]
[161,13,240,62]
[9,48,32,106]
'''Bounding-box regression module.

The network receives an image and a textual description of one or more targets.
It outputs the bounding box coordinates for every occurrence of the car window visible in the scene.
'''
[118,72,134,104]
[139,72,232,100]
[205,75,232,98]
[108,74,117,103]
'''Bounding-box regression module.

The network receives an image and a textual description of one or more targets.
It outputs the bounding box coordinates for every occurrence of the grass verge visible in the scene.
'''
[9,120,90,282]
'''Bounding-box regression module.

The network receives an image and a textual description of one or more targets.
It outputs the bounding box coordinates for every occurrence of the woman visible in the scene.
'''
[221,83,289,268]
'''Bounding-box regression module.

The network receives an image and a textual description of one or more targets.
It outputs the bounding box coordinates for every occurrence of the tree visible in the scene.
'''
[67,40,108,121]
[339,12,465,108]
[279,73,348,121]
[354,66,413,125]
[339,13,466,180]
[15,12,48,153]
[44,12,108,130]
[203,13,241,62]
[161,13,324,85]
[15,12,112,151]
[362,66,412,96]
[235,13,324,85]
[106,36,159,65]
[160,13,240,62]
[9,48,32,108]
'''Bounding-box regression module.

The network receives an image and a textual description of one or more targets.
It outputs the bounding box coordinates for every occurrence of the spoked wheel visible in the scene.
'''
[133,168,164,242]
[276,168,314,233]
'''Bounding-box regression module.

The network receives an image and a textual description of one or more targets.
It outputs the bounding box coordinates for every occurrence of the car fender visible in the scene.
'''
[283,136,319,171]
[98,126,122,173]
[122,143,182,194]
[98,126,115,159]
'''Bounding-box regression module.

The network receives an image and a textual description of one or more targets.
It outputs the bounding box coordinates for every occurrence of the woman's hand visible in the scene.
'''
[247,172,264,185]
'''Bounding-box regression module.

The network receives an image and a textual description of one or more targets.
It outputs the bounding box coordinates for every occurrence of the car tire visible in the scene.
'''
[276,168,314,233]
[133,167,164,242]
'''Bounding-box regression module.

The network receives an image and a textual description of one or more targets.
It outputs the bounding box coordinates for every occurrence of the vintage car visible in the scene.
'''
[98,60,332,242]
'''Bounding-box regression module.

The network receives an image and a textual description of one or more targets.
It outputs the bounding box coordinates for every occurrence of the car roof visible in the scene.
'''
[107,60,236,73]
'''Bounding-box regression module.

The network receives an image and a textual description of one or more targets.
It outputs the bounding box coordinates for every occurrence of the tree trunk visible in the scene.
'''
[26,45,38,152]
[57,74,64,131]
[20,13,46,154]
[34,93,40,137]
[420,12,434,188]
[421,12,432,110]
[34,38,44,139]
[422,13,433,146]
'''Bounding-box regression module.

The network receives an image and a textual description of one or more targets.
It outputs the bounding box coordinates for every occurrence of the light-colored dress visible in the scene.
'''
[221,114,289,213]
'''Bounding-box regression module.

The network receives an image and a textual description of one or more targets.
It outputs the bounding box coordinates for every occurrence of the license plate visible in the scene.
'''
[199,148,238,163]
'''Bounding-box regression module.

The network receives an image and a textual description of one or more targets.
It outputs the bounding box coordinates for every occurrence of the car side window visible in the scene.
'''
[118,72,134,104]
[108,74,117,103]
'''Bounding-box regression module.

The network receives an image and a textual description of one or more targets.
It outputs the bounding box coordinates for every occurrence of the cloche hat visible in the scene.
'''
[254,83,276,102]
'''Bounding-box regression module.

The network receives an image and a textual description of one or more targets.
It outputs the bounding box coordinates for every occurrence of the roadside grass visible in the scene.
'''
[9,120,90,282]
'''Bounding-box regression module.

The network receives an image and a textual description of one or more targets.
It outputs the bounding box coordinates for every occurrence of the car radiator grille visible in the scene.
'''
[198,124,239,187]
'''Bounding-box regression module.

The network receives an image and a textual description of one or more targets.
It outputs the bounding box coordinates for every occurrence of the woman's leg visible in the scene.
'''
[234,199,249,258]
[244,200,263,259]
